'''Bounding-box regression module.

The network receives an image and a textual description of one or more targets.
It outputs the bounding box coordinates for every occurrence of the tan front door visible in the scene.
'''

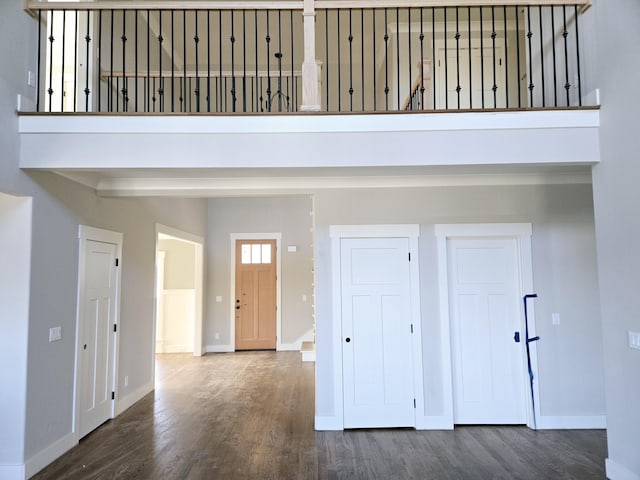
[235,239,277,350]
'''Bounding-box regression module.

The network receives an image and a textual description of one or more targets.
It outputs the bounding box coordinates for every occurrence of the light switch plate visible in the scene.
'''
[552,313,560,325]
[287,245,297,253]
[215,296,222,303]
[629,331,640,350]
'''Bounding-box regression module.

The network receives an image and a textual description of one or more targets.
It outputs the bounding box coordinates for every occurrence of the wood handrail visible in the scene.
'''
[25,0,591,12]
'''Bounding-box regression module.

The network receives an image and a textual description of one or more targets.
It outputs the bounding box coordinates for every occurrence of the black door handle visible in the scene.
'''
[345,337,351,343]
[514,331,520,343]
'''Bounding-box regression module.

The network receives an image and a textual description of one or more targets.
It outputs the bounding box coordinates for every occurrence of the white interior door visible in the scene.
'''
[341,237,415,428]
[448,237,527,424]
[79,239,118,438]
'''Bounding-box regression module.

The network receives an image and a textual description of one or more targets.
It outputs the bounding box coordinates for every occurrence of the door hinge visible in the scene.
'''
[408,252,411,262]
[115,258,119,267]
[112,391,115,400]
[411,324,414,334]
[114,324,117,333]
[413,398,416,408]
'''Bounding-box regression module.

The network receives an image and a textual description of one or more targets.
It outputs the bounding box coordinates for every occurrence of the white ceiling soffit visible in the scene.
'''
[50,169,592,197]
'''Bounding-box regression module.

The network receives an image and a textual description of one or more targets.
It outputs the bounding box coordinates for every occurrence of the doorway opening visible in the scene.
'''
[154,224,204,361]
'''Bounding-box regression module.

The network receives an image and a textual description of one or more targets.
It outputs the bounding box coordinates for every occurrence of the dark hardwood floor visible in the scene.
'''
[33,352,607,480]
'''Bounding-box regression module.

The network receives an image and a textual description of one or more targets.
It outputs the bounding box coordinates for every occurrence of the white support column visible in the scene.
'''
[300,0,322,111]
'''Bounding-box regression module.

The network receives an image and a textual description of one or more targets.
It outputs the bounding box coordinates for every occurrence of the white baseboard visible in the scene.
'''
[116,380,154,416]
[24,432,76,479]
[606,459,640,480]
[314,416,342,431]
[162,345,193,354]
[0,464,25,480]
[278,328,314,352]
[417,415,454,430]
[301,349,315,362]
[536,415,606,430]
[205,344,234,353]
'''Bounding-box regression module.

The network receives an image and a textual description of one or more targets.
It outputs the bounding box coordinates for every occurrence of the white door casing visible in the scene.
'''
[329,225,424,430]
[435,223,538,429]
[448,237,527,424]
[74,225,122,440]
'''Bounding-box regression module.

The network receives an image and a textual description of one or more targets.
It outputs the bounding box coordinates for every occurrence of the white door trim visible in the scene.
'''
[229,233,282,351]
[329,224,424,430]
[73,225,123,444]
[154,223,205,359]
[435,223,538,429]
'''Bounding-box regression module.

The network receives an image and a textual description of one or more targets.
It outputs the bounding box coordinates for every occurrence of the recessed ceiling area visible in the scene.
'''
[42,163,593,197]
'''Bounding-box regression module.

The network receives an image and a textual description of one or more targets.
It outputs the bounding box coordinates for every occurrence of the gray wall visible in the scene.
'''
[314,185,604,421]
[588,0,640,476]
[206,196,314,348]
[0,0,208,468]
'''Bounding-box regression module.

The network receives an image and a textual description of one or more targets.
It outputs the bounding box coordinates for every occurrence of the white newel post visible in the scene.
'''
[301,0,322,111]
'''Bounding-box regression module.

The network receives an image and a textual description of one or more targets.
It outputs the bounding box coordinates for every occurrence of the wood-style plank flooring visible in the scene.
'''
[33,352,607,479]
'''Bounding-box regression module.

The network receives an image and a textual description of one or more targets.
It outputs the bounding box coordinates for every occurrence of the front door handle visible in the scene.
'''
[345,337,351,343]
[514,331,521,343]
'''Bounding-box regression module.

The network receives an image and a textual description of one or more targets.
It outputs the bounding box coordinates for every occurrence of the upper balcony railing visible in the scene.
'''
[27,0,591,114]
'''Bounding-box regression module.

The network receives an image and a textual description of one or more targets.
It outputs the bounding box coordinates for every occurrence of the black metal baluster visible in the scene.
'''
[73,10,78,112]
[290,10,294,111]
[575,5,582,106]
[444,7,448,110]
[348,8,353,111]
[468,7,472,108]
[37,10,42,111]
[396,8,400,110]
[527,7,534,106]
[420,8,424,109]
[480,7,485,108]
[171,10,176,113]
[146,9,150,112]
[550,6,558,107]
[325,10,329,111]
[61,10,66,110]
[47,11,54,112]
[539,6,546,107]
[337,10,341,111]
[219,10,223,112]
[384,8,389,110]
[110,9,114,112]
[504,6,509,108]
[134,9,138,112]
[491,6,497,108]
[361,9,365,110]
[408,8,412,110]
[98,10,102,112]
[84,10,91,112]
[266,10,271,112]
[122,10,128,112]
[243,10,247,112]
[253,10,262,112]
[455,7,460,109]
[277,10,282,111]
[207,10,211,112]
[195,10,200,112]
[516,6,522,108]
[224,76,227,111]
[152,76,156,112]
[183,10,187,112]
[563,6,571,106]
[231,10,236,112]
[372,9,376,111]
[115,77,118,112]
[432,8,436,109]
[158,10,164,112]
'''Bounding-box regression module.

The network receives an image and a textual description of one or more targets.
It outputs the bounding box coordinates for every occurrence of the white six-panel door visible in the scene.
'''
[79,239,118,438]
[447,237,527,424]
[340,237,415,428]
